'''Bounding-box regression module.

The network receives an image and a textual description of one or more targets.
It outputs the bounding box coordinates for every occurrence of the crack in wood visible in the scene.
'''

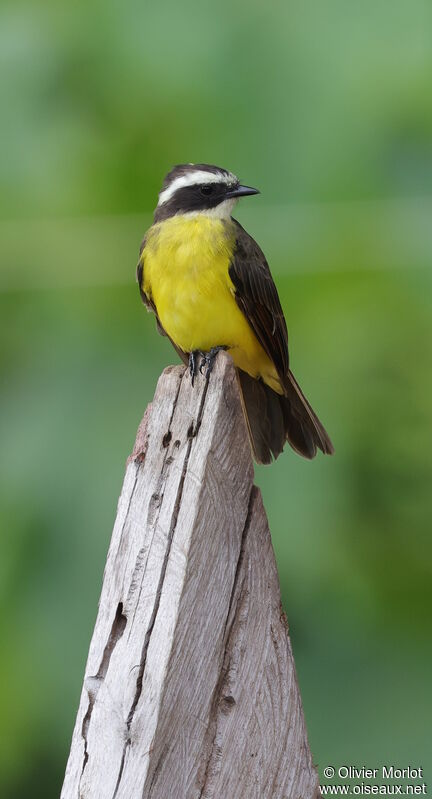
[196,485,256,799]
[162,431,172,448]
[79,602,127,795]
[127,374,184,641]
[223,485,256,642]
[145,743,169,799]
[112,375,211,799]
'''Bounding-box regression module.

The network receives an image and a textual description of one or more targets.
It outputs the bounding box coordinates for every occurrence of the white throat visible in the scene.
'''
[182,198,237,220]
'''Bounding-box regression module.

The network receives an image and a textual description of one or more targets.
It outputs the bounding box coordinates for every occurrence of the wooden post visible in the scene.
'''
[61,353,320,799]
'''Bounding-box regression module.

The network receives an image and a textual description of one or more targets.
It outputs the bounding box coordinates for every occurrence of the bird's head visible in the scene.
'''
[154,163,259,222]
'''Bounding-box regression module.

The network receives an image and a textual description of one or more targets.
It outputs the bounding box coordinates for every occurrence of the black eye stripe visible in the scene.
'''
[196,181,231,197]
[154,181,232,220]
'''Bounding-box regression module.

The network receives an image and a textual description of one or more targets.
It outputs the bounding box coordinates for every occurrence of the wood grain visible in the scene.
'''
[61,353,320,799]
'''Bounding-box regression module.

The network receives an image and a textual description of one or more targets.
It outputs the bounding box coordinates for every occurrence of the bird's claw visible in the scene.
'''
[189,347,227,385]
[199,346,227,380]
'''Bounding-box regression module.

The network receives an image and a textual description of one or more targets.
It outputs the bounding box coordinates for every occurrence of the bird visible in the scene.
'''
[137,163,334,464]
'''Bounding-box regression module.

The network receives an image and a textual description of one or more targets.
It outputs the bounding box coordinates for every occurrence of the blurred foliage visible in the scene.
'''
[1,0,432,796]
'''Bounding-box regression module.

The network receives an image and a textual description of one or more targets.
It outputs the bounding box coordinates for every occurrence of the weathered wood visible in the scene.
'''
[61,353,320,799]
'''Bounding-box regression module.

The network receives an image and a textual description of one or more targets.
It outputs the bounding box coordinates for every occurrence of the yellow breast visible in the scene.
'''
[141,214,282,392]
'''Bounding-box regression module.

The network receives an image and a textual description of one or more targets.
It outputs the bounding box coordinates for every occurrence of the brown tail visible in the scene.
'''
[237,369,334,464]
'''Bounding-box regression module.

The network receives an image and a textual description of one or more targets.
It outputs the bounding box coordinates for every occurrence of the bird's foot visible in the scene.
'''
[199,346,228,380]
[189,350,203,387]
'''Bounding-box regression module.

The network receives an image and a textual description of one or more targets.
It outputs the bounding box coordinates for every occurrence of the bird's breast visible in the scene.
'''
[141,214,283,393]
[142,216,240,352]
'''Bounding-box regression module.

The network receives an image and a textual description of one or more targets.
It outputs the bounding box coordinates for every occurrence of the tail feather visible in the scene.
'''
[237,369,334,465]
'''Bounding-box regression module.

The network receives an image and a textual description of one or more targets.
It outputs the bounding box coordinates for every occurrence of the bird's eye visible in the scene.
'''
[200,185,214,196]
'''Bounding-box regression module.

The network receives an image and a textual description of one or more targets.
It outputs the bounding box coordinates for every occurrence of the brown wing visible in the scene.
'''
[229,220,289,388]
[137,240,188,366]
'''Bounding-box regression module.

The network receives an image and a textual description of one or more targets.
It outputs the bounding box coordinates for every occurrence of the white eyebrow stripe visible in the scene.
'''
[158,169,237,206]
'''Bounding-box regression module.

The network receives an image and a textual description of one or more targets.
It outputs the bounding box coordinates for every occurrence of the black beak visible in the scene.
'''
[226,184,260,199]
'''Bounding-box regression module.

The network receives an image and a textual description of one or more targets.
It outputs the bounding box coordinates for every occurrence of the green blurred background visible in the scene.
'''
[1,1,431,796]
